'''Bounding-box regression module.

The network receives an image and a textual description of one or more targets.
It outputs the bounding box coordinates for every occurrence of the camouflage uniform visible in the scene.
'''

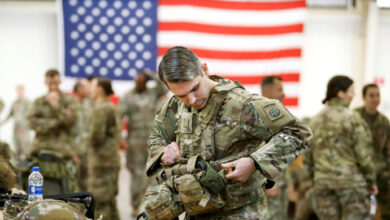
[266,169,289,220]
[355,107,390,219]
[87,99,121,220]
[289,160,316,220]
[0,141,16,190]
[304,98,376,220]
[27,92,79,195]
[146,76,312,219]
[74,98,94,192]
[119,76,168,211]
[2,98,31,158]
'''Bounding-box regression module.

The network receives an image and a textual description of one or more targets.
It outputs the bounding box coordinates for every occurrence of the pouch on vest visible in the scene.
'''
[174,173,225,216]
[198,162,226,195]
[144,181,184,220]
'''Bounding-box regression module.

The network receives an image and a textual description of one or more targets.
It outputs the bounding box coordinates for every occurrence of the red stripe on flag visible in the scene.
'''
[160,0,306,10]
[159,22,304,35]
[158,48,301,60]
[221,73,300,85]
[283,97,298,106]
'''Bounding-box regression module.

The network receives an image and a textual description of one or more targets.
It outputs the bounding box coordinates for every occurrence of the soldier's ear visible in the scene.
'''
[201,63,209,77]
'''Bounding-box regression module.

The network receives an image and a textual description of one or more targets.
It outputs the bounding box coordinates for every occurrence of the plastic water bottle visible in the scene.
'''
[28,166,43,203]
[370,195,377,218]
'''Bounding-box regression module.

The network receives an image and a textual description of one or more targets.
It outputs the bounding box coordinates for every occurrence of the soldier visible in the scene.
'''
[119,70,168,216]
[304,75,377,220]
[73,79,94,192]
[0,85,31,159]
[88,78,121,220]
[27,69,79,195]
[145,46,312,219]
[355,83,390,219]
[261,76,289,220]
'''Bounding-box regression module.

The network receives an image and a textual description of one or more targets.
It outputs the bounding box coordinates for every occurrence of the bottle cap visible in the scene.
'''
[32,167,40,172]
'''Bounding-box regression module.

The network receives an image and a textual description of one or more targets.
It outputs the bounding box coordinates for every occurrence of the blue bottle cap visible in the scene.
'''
[32,167,40,172]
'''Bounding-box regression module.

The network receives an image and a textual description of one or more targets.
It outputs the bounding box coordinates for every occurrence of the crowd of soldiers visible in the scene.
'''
[0,46,389,220]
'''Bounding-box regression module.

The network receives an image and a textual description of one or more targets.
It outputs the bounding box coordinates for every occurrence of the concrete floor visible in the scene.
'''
[117,151,133,220]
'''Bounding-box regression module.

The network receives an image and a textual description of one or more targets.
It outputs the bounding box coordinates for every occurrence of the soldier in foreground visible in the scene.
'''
[88,78,121,220]
[1,85,31,159]
[355,83,390,219]
[119,70,168,216]
[144,46,312,219]
[27,69,79,195]
[261,76,289,220]
[304,75,377,219]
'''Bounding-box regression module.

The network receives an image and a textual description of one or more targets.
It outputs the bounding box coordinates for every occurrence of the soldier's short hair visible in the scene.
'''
[362,83,378,97]
[73,80,82,93]
[97,78,114,96]
[261,76,282,88]
[322,75,353,104]
[158,46,203,84]
[45,69,60,78]
[87,75,98,82]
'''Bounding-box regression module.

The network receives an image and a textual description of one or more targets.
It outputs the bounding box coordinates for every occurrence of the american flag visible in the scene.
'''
[61,0,305,109]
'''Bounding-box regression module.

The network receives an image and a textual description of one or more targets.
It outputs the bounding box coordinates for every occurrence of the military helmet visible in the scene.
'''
[16,199,88,220]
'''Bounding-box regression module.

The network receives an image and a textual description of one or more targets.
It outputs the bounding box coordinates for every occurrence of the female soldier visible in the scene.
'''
[355,84,390,219]
[304,75,378,220]
[88,78,121,220]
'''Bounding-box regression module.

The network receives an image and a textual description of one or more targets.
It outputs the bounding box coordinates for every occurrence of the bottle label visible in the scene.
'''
[29,185,43,195]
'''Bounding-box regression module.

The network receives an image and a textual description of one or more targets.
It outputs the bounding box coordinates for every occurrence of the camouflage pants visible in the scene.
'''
[377,174,390,220]
[31,155,79,195]
[88,166,120,220]
[266,186,288,220]
[13,126,30,159]
[77,153,88,192]
[294,188,316,220]
[126,143,150,210]
[186,199,267,220]
[312,187,370,220]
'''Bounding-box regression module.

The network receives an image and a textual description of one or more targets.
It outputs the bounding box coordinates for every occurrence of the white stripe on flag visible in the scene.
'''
[158,32,303,51]
[159,6,305,26]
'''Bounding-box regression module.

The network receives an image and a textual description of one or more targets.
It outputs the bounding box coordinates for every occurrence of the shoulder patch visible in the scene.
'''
[252,98,295,134]
[263,103,283,121]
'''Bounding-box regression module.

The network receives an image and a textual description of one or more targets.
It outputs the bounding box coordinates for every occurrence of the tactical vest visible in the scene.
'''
[145,80,267,219]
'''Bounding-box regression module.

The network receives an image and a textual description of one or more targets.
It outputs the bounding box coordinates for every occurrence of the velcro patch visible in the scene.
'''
[263,103,284,121]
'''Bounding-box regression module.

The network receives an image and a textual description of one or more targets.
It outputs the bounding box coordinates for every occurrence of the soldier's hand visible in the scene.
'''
[161,142,180,164]
[221,157,256,183]
[369,185,378,195]
[47,91,60,107]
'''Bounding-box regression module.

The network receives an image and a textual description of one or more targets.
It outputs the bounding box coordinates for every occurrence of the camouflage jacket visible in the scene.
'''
[4,98,31,129]
[355,106,390,174]
[88,99,121,169]
[147,76,312,209]
[119,75,168,146]
[74,98,94,156]
[304,98,376,189]
[28,92,79,159]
